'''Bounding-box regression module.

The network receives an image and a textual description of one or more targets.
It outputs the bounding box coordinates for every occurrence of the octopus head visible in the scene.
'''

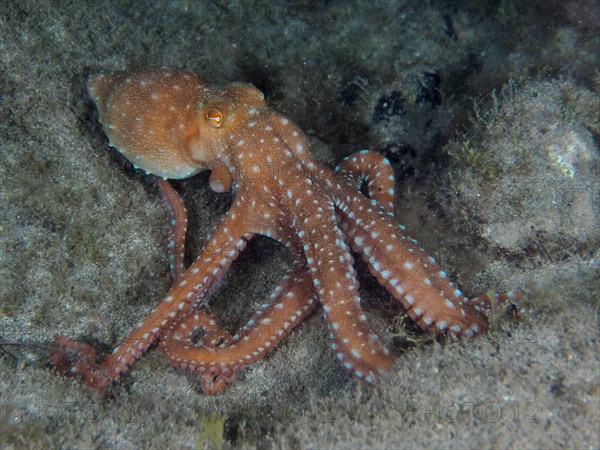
[186,82,267,166]
[88,68,267,181]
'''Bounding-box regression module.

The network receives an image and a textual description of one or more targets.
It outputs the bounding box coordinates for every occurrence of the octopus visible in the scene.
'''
[51,67,520,394]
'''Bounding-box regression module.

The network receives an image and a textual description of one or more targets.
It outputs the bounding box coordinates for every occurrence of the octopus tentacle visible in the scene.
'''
[102,197,260,378]
[335,150,396,214]
[166,308,236,394]
[52,197,257,387]
[295,200,394,382]
[469,291,527,320]
[50,335,113,390]
[157,177,242,393]
[348,199,486,336]
[336,156,526,335]
[157,178,188,281]
[160,259,317,386]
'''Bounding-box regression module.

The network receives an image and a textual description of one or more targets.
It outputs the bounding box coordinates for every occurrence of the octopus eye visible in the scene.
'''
[205,108,223,128]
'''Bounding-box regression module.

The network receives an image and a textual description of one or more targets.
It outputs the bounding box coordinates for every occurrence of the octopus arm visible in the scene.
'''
[338,192,487,337]
[156,178,188,281]
[335,150,396,214]
[102,196,262,377]
[160,260,318,390]
[52,197,257,386]
[295,200,395,382]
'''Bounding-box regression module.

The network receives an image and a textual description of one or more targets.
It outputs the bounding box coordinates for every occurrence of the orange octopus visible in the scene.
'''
[51,67,520,394]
